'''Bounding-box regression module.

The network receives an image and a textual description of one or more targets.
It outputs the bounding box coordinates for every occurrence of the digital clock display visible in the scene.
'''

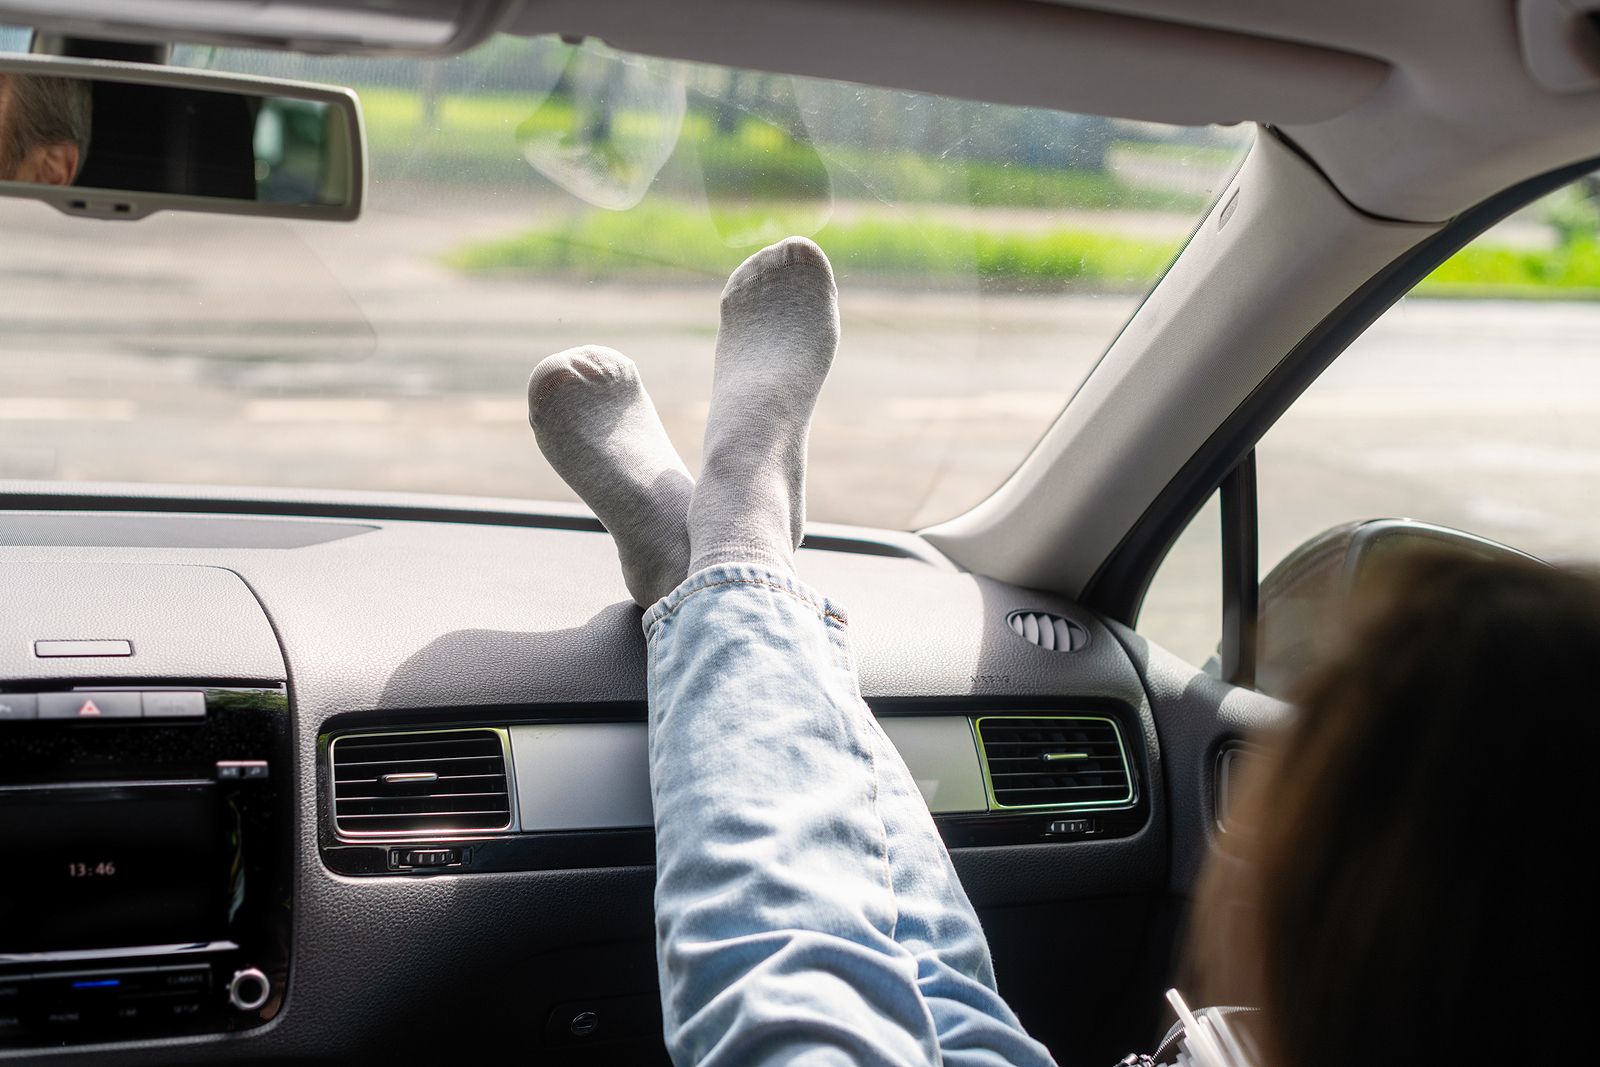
[0,783,225,953]
[65,860,119,878]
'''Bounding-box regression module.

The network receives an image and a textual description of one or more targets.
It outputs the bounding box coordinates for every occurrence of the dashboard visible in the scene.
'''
[0,494,1274,1065]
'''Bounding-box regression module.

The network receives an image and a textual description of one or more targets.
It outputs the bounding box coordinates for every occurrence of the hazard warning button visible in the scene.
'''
[38,692,142,719]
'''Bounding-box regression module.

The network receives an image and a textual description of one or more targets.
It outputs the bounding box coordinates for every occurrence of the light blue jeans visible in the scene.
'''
[644,563,1058,1067]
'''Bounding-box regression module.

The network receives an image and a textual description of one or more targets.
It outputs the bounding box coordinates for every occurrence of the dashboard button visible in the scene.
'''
[141,691,206,719]
[217,760,267,781]
[409,849,454,867]
[33,639,133,658]
[39,692,141,719]
[227,968,271,1012]
[0,694,38,720]
[155,967,210,992]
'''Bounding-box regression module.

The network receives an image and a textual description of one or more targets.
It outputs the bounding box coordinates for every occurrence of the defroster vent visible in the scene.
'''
[332,728,513,836]
[1007,611,1087,652]
[975,716,1134,810]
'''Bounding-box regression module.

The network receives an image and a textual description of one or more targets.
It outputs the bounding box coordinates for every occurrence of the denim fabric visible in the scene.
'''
[644,563,1057,1067]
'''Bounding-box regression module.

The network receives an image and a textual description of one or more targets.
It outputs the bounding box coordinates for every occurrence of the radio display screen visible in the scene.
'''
[0,783,227,953]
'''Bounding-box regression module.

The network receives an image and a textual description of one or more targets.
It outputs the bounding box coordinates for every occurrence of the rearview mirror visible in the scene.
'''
[0,54,364,221]
[1255,519,1545,698]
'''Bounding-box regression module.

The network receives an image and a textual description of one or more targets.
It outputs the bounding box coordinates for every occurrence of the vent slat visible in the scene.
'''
[979,751,1120,758]
[1005,612,1087,653]
[990,773,1122,783]
[334,814,510,833]
[332,729,512,836]
[977,716,1133,809]
[987,784,1130,795]
[334,735,498,752]
[333,771,507,786]
[337,793,509,815]
[334,753,504,769]
[984,742,1119,750]
[338,809,510,820]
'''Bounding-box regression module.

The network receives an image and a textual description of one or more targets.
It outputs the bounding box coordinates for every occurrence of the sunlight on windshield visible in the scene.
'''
[0,33,1248,528]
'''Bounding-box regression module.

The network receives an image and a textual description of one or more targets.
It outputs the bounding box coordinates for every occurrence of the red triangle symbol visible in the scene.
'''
[78,699,101,716]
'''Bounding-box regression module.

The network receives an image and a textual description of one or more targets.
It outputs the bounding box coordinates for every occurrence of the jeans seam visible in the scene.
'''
[656,576,846,626]
[866,711,901,948]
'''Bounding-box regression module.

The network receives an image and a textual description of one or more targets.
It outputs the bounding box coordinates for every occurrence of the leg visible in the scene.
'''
[646,568,1055,1067]
[525,237,1055,1066]
[654,238,1054,1066]
[646,567,936,1066]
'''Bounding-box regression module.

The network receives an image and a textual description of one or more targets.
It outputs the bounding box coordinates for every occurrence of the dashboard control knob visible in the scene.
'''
[228,968,271,1012]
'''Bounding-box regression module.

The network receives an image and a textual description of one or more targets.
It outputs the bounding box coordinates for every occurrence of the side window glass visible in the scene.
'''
[1136,489,1221,669]
[1138,171,1599,677]
[1258,172,1600,577]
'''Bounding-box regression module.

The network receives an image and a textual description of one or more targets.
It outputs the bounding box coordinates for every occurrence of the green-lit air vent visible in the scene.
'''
[975,715,1134,810]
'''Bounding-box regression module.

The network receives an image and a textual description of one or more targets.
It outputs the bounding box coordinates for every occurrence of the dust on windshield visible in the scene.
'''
[0,33,1248,528]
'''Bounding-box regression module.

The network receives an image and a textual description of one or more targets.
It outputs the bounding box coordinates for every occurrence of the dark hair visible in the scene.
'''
[0,72,92,175]
[1190,553,1595,1067]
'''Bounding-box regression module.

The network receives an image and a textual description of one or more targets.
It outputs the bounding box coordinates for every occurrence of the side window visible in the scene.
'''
[1137,490,1221,669]
[1138,170,1599,676]
[1258,173,1600,575]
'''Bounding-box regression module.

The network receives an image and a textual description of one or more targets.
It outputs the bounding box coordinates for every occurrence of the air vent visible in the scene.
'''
[331,728,512,837]
[1006,611,1087,652]
[975,716,1134,810]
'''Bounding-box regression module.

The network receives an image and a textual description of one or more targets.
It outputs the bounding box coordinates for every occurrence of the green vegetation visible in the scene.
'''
[1414,183,1600,298]
[447,203,1183,291]
[1415,239,1600,299]
[448,200,1600,300]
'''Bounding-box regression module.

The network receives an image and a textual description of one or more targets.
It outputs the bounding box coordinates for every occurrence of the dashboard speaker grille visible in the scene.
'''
[331,728,512,836]
[975,715,1134,810]
[1006,611,1087,652]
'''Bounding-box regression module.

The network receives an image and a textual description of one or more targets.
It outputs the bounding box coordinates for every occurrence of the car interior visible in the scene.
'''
[2,0,1598,1063]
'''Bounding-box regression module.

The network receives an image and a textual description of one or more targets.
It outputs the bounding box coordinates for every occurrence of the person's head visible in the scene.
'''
[0,71,91,185]
[1190,553,1594,1066]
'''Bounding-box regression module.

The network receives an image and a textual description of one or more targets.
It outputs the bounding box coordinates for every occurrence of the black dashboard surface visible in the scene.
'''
[0,502,1195,1064]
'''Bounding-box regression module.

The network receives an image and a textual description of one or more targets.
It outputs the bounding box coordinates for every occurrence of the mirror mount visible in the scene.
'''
[31,33,171,65]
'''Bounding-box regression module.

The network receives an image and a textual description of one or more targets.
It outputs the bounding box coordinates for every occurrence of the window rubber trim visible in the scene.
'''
[1082,146,1600,627]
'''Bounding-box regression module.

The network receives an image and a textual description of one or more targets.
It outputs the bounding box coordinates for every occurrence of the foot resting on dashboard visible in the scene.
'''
[528,345,694,608]
[688,236,839,578]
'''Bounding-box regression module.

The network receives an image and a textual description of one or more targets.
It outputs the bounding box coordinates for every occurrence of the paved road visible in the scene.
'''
[1144,298,1600,663]
[0,183,1134,531]
[4,186,1598,664]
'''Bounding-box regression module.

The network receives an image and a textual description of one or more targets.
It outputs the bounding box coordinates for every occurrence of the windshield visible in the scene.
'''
[0,32,1247,529]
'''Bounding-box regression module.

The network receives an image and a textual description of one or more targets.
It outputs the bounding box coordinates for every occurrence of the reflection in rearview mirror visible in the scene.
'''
[0,55,364,221]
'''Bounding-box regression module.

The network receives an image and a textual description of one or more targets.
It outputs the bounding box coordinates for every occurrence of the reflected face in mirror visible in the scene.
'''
[0,72,89,186]
[0,60,360,218]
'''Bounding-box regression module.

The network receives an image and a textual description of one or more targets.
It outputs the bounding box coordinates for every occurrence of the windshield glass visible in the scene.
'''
[0,32,1247,528]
